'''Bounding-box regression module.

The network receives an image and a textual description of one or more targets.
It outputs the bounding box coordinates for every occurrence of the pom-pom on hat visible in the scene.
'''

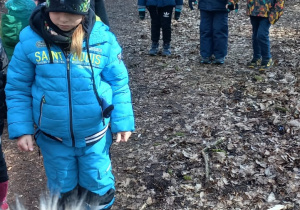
[46,0,90,15]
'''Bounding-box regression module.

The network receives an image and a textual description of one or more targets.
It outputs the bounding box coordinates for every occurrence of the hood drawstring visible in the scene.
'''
[86,36,114,123]
[45,42,53,64]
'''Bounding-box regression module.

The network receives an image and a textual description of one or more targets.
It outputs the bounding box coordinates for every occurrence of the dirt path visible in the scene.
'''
[2,0,300,209]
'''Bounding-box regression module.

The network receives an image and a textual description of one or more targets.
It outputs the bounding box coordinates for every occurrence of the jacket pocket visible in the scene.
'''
[99,163,112,179]
[98,163,115,189]
[38,95,46,127]
[86,163,115,190]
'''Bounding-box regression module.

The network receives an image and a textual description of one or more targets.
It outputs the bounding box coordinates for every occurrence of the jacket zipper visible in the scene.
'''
[67,57,75,147]
[38,95,45,126]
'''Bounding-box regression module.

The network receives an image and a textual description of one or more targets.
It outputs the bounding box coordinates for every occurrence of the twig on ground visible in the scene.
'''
[140,203,147,210]
[201,138,225,183]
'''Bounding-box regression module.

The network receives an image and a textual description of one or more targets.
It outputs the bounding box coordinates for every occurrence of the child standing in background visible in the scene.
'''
[138,0,183,56]
[196,0,238,64]
[0,39,9,210]
[5,0,134,209]
[1,0,36,60]
[246,0,285,71]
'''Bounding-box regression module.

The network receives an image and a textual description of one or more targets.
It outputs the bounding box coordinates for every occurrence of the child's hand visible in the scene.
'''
[116,132,132,143]
[17,135,34,152]
[226,3,239,12]
[189,0,197,10]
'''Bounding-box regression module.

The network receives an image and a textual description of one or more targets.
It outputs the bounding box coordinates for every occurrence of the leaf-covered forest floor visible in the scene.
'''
[2,0,300,209]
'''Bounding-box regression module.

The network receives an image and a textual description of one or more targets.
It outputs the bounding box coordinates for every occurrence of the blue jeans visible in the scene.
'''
[200,10,228,59]
[250,16,271,63]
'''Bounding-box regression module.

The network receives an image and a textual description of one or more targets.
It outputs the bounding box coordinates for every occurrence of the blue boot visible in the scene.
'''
[162,43,171,56]
[149,42,159,56]
[212,57,225,65]
[200,57,212,64]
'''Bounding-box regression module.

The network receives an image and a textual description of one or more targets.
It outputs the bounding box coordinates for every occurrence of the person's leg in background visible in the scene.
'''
[0,55,8,210]
[147,6,161,55]
[212,11,228,64]
[0,137,9,210]
[200,10,213,64]
[247,16,262,68]
[160,5,173,56]
[257,17,272,71]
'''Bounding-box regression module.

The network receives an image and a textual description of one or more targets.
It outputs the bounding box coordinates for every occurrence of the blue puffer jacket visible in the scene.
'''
[138,0,183,7]
[198,0,229,11]
[5,20,135,148]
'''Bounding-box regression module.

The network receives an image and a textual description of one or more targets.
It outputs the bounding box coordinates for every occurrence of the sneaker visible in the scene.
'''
[259,58,273,72]
[200,57,211,64]
[149,42,159,56]
[162,43,171,56]
[212,57,225,65]
[246,58,261,68]
[0,201,9,210]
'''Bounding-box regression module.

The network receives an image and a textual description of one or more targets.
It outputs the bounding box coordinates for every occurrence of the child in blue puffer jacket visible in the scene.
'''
[138,0,183,56]
[5,0,135,209]
[195,0,238,64]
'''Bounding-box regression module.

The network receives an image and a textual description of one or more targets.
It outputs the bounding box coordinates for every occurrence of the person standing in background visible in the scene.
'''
[138,0,183,56]
[196,0,238,65]
[246,0,285,71]
[0,39,9,210]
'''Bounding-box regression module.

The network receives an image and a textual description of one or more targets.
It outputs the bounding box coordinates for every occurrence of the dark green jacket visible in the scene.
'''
[1,14,30,60]
[1,0,36,60]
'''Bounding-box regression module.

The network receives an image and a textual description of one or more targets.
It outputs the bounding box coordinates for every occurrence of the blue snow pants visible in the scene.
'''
[36,129,115,209]
[200,10,228,59]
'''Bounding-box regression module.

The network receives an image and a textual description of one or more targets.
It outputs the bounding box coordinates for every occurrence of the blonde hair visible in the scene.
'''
[71,24,85,59]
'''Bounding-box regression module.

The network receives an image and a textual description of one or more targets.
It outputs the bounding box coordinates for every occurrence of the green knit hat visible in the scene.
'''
[46,0,90,15]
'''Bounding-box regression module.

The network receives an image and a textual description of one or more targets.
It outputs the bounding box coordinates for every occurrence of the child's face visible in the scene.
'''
[49,12,83,31]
